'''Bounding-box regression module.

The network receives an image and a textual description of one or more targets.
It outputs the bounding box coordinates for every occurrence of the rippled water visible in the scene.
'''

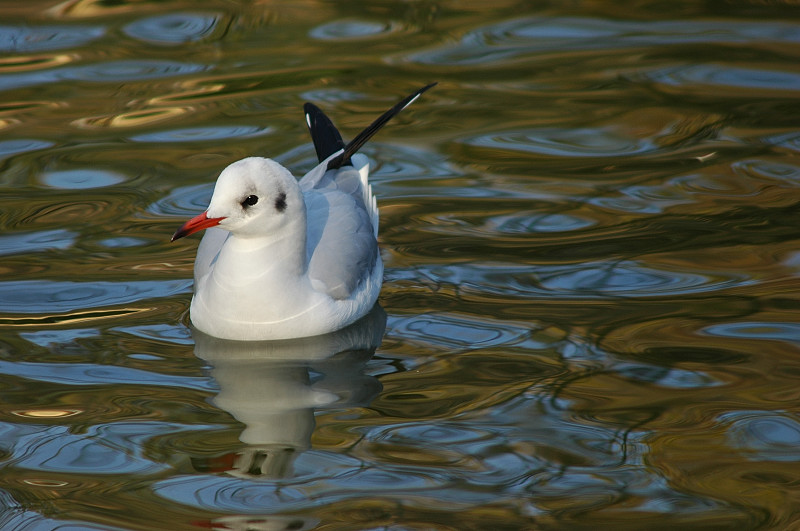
[2,1,800,529]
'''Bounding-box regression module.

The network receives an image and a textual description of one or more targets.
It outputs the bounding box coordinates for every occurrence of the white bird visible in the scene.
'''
[172,83,435,340]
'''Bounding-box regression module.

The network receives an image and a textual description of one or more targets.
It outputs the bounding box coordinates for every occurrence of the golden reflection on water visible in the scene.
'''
[12,409,82,418]
[74,107,192,129]
[48,0,152,18]
[0,53,74,72]
[21,479,71,487]
[0,307,148,327]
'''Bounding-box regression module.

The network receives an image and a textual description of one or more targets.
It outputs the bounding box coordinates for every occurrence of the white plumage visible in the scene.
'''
[172,84,434,340]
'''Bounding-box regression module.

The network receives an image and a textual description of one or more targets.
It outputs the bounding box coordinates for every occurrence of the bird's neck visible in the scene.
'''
[216,217,308,282]
[197,205,307,309]
[190,208,336,338]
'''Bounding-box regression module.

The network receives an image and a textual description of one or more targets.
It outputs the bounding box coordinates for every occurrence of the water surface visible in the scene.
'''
[2,1,800,529]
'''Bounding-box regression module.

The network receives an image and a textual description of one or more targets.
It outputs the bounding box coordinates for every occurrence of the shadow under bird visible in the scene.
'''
[172,83,436,340]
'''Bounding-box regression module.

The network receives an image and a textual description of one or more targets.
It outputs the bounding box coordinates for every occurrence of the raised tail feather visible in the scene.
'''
[303,82,437,169]
[304,102,346,163]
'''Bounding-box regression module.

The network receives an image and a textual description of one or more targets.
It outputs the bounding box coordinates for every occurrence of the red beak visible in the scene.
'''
[171,212,225,242]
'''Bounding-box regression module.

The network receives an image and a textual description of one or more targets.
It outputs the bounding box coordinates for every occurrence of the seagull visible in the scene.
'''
[172,83,436,340]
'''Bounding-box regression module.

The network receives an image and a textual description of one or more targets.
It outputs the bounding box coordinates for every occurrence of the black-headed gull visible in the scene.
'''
[172,83,435,340]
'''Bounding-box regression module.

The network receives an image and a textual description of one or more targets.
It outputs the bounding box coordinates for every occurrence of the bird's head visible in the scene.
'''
[172,157,302,241]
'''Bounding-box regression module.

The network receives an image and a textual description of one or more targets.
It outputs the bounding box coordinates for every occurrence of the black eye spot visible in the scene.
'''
[241,195,258,208]
[275,192,287,213]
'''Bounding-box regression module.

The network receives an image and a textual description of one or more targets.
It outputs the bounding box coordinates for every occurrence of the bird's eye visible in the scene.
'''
[241,195,259,207]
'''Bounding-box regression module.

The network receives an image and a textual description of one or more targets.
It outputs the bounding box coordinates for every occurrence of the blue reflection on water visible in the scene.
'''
[463,127,656,157]
[112,323,193,345]
[0,60,208,91]
[0,139,54,160]
[0,359,212,390]
[150,183,213,217]
[646,65,800,91]
[723,411,800,461]
[40,169,125,189]
[403,16,800,66]
[20,328,99,347]
[310,19,398,41]
[395,261,752,300]
[130,125,272,143]
[124,13,220,45]
[0,279,191,313]
[389,313,529,349]
[0,24,104,52]
[1,421,219,474]
[0,229,76,256]
[703,322,800,343]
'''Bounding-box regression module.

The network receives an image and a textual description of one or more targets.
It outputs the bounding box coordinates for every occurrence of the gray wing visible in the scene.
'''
[302,155,379,300]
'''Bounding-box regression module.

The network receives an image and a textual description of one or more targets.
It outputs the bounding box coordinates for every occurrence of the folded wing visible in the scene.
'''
[304,156,377,299]
[300,84,435,299]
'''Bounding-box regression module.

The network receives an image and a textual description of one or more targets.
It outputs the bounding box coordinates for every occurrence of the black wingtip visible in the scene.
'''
[326,82,437,170]
[304,102,346,163]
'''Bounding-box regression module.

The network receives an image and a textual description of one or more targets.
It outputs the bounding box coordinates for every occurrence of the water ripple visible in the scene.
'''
[97,236,148,249]
[0,60,207,92]
[130,125,272,143]
[3,421,208,474]
[0,279,191,313]
[762,133,800,154]
[0,24,104,52]
[124,13,220,45]
[154,462,459,513]
[398,261,751,300]
[367,145,483,198]
[0,359,210,390]
[644,65,800,93]
[74,107,193,130]
[73,60,208,82]
[400,17,800,66]
[723,411,800,461]
[733,159,800,186]
[535,261,751,297]
[111,324,193,345]
[484,212,595,233]
[702,322,800,344]
[0,139,54,160]
[40,169,125,189]
[615,363,722,389]
[153,475,307,513]
[298,88,364,105]
[149,183,212,217]
[0,494,125,531]
[362,423,493,470]
[310,19,400,41]
[388,313,529,349]
[463,127,655,157]
[0,229,76,256]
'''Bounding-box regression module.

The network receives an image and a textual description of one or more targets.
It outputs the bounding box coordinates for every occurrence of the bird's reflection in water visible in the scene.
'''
[192,304,386,479]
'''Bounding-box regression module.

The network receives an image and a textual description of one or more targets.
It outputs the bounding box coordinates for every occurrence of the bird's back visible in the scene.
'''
[302,154,379,300]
